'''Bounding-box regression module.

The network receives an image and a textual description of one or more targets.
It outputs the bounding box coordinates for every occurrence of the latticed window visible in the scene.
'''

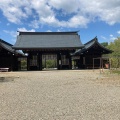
[61,55,69,65]
[42,54,57,60]
[30,55,38,66]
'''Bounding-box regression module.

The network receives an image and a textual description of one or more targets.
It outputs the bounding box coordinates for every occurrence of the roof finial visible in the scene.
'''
[95,36,98,41]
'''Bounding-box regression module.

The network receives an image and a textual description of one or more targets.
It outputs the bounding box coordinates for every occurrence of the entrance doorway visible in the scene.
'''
[42,54,57,70]
[18,57,27,71]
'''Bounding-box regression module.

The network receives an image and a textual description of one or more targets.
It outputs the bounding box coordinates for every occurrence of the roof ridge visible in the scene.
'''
[84,36,97,45]
[18,31,79,35]
[0,39,13,46]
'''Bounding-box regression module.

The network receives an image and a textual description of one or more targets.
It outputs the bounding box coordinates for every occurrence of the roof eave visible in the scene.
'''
[12,46,84,50]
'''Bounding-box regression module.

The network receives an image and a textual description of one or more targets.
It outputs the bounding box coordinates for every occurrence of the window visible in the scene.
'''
[61,55,69,65]
[30,55,38,66]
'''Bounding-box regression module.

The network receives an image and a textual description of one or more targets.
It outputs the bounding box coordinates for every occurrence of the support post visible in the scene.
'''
[39,53,42,70]
[57,53,61,70]
[69,55,72,69]
[93,58,94,71]
[27,54,30,71]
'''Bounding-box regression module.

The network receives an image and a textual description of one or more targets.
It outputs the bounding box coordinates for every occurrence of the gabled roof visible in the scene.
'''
[73,37,112,55]
[13,31,84,50]
[0,39,24,56]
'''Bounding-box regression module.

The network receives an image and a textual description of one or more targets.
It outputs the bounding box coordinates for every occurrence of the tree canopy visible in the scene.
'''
[102,37,120,68]
[107,37,120,57]
[101,42,108,47]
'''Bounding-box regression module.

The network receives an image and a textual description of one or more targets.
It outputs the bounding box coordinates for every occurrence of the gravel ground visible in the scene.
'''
[0,70,120,120]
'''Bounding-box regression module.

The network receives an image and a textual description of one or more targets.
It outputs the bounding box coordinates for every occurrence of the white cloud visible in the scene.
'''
[46,30,52,32]
[117,31,120,34]
[101,36,107,40]
[57,29,61,32]
[67,15,89,28]
[110,34,113,37]
[49,0,120,26]
[110,36,117,41]
[0,0,120,27]
[17,27,35,32]
[3,30,17,38]
[40,15,89,28]
[0,0,30,24]
[3,30,18,43]
[48,0,80,14]
[109,34,117,42]
[29,20,40,29]
[101,34,117,43]
[31,0,54,18]
[3,28,35,39]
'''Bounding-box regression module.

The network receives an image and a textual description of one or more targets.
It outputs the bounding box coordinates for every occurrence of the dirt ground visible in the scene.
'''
[0,70,120,120]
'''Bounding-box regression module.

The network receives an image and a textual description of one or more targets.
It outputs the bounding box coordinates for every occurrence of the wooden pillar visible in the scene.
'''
[57,53,61,70]
[93,58,94,70]
[100,58,102,69]
[57,53,60,70]
[45,55,46,68]
[79,55,83,69]
[16,57,18,71]
[10,54,14,71]
[27,54,30,71]
[37,52,40,70]
[69,55,72,69]
[39,53,42,70]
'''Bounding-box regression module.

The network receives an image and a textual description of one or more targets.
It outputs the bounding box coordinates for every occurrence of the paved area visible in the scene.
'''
[0,70,120,120]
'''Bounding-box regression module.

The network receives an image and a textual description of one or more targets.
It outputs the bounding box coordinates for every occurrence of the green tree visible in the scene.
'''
[106,37,120,68]
[101,42,108,47]
[107,37,120,57]
[46,60,56,68]
[21,60,27,70]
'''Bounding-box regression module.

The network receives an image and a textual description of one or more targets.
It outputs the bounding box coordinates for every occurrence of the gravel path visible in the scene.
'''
[0,70,120,120]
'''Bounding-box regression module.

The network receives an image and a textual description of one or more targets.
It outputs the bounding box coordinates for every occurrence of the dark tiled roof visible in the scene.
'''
[13,31,84,49]
[73,37,112,55]
[0,39,24,56]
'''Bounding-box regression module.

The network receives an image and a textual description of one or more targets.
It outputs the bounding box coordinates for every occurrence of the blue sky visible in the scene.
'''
[0,0,120,45]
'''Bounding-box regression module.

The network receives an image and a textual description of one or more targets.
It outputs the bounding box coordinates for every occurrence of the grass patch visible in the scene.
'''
[111,70,120,74]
